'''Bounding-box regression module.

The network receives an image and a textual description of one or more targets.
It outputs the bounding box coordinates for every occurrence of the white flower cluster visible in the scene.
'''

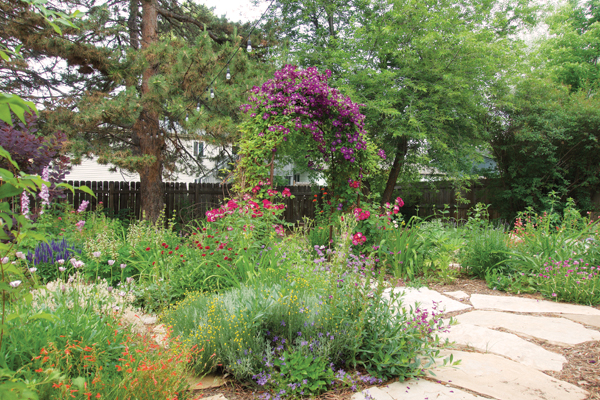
[30,273,136,313]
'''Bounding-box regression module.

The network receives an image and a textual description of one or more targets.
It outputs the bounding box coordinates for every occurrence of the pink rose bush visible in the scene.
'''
[353,208,371,221]
[352,232,367,246]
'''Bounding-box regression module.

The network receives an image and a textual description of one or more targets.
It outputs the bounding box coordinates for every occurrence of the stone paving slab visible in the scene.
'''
[470,294,600,315]
[383,287,472,314]
[560,313,600,329]
[455,310,600,346]
[444,291,470,301]
[352,386,394,400]
[186,373,226,390]
[431,350,588,400]
[381,380,487,399]
[439,323,566,371]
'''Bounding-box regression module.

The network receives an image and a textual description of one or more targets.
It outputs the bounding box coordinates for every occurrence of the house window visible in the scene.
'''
[193,141,204,159]
[293,174,301,184]
[194,178,202,183]
[284,175,292,185]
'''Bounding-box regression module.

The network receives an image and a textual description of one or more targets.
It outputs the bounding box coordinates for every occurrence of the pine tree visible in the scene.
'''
[1,0,274,221]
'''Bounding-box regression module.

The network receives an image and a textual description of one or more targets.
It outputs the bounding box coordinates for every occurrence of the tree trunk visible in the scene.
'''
[381,137,409,204]
[135,0,163,222]
[128,0,139,49]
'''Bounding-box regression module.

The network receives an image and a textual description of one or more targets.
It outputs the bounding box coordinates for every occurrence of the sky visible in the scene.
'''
[199,0,267,23]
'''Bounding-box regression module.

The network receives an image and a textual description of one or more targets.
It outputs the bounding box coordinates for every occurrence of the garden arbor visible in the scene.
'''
[235,65,383,206]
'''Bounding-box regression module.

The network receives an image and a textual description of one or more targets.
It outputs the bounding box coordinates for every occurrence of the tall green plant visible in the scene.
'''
[379,216,432,279]
[0,146,93,398]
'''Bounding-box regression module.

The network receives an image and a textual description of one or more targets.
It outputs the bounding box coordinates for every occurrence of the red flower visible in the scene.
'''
[282,188,292,197]
[396,197,404,207]
[145,247,150,251]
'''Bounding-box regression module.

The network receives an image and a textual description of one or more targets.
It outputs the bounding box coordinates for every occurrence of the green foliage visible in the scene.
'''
[539,0,600,91]
[0,0,79,126]
[164,225,453,390]
[459,224,512,279]
[536,256,600,305]
[489,76,600,217]
[263,0,538,200]
[270,350,334,397]
[466,195,600,305]
[379,217,433,280]
[351,288,453,381]
[162,274,354,380]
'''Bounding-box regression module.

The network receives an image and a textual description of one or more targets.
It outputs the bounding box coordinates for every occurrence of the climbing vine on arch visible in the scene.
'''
[235,65,383,203]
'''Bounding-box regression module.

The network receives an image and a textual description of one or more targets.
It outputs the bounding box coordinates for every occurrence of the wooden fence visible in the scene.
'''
[65,181,319,224]
[407,180,501,221]
[53,178,600,225]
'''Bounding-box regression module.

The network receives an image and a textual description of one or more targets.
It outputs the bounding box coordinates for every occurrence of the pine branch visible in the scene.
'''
[156,6,229,44]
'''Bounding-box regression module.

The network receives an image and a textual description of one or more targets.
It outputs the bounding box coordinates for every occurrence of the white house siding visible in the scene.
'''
[67,141,319,185]
[68,140,220,183]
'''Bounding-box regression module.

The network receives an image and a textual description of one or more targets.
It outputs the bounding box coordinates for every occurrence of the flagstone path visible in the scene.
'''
[353,288,600,400]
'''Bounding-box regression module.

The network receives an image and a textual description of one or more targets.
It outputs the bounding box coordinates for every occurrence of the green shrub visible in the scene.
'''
[162,272,353,380]
[351,288,451,380]
[163,246,453,396]
[460,224,513,278]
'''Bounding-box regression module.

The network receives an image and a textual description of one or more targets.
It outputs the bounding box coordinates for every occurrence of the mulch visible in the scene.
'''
[189,275,600,400]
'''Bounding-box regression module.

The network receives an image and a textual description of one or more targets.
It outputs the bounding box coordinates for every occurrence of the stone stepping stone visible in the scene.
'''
[352,380,486,400]
[444,290,470,301]
[470,294,600,316]
[383,287,472,314]
[455,311,600,346]
[186,373,226,391]
[439,323,566,371]
[431,350,588,400]
[560,313,600,329]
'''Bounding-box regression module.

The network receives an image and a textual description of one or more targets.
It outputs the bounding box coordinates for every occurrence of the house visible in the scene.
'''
[67,140,317,185]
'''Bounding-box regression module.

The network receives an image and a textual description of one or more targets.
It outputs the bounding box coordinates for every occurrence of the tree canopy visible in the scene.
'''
[257,0,538,203]
[1,0,274,220]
